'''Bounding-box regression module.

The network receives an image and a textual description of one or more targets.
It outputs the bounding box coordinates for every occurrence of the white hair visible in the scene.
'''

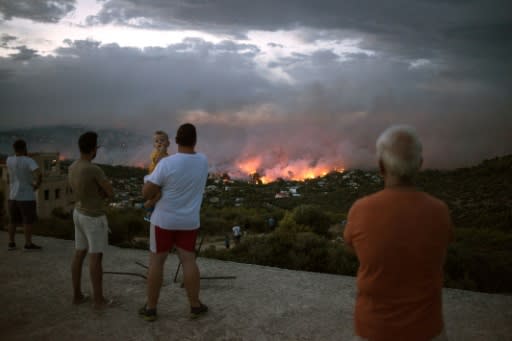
[376,125,423,177]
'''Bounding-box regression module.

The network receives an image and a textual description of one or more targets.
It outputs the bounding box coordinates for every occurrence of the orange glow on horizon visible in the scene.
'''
[133,161,147,169]
[233,155,345,183]
[126,155,345,183]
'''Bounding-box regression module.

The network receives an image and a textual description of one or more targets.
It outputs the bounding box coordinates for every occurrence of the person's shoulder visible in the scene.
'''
[16,155,38,167]
[90,162,104,171]
[27,156,39,166]
[419,192,450,210]
[69,159,80,169]
[85,162,104,175]
[195,152,208,164]
[351,190,384,208]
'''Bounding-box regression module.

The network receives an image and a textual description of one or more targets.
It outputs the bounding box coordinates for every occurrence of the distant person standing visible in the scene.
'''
[268,216,276,230]
[232,225,241,245]
[139,123,208,321]
[143,130,170,222]
[68,132,114,309]
[344,125,453,341]
[6,139,42,251]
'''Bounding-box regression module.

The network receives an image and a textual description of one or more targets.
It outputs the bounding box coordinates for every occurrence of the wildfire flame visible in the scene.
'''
[235,156,344,183]
[126,153,344,183]
[236,156,262,175]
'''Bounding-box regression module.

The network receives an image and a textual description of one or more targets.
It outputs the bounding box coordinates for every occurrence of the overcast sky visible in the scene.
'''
[0,0,511,176]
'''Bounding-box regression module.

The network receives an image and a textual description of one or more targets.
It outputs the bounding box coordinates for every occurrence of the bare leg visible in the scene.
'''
[89,253,106,308]
[7,223,15,244]
[72,249,88,303]
[23,223,33,245]
[146,252,168,310]
[177,248,201,307]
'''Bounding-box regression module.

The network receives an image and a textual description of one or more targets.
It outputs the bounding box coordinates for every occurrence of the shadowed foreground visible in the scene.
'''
[1,232,511,341]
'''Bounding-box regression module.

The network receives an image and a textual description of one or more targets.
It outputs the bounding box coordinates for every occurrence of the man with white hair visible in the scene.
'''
[344,125,454,341]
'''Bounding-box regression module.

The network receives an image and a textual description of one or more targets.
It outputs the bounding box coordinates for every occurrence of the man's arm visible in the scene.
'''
[143,181,161,201]
[98,178,114,199]
[32,168,42,190]
[344,243,355,254]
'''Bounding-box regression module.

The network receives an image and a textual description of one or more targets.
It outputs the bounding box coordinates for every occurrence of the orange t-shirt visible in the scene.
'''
[344,188,454,341]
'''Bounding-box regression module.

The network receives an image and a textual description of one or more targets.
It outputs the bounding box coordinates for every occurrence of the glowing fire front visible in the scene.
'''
[235,156,344,183]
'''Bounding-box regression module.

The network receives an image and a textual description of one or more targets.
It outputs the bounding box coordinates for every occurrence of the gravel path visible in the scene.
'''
[1,232,511,341]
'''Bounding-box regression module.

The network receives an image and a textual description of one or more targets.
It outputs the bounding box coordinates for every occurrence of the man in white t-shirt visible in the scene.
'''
[6,139,42,251]
[139,123,209,322]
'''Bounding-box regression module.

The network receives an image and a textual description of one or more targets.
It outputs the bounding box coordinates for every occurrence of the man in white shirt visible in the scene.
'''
[6,139,42,251]
[139,123,209,322]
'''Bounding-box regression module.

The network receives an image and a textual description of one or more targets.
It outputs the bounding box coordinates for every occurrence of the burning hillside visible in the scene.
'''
[234,155,345,183]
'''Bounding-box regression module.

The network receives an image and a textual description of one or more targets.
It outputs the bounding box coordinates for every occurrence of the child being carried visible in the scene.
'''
[144,130,170,222]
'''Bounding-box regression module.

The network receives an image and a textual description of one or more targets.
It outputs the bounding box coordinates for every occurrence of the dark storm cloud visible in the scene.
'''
[0,0,76,23]
[87,1,511,44]
[0,1,511,170]
[0,38,276,129]
[0,33,17,47]
[0,33,510,169]
[9,45,39,61]
[86,1,512,90]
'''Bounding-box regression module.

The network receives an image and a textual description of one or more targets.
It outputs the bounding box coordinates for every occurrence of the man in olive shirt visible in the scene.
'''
[68,132,114,309]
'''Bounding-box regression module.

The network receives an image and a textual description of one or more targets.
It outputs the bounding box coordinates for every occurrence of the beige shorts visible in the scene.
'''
[73,209,108,254]
[353,328,448,341]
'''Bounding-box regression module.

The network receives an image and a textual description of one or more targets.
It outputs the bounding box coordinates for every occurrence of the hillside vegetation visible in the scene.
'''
[3,154,509,293]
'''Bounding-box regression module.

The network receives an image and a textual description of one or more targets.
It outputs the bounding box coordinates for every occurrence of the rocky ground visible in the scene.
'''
[1,232,511,341]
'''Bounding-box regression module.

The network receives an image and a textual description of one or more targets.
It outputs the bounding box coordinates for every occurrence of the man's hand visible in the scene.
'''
[31,169,42,191]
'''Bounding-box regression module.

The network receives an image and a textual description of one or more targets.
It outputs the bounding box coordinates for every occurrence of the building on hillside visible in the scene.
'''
[274,191,290,199]
[0,152,73,220]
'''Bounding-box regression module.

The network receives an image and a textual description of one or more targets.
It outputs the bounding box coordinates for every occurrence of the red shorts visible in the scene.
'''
[149,225,198,253]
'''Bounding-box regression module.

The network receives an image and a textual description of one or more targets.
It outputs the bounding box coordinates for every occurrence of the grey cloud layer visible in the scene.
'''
[0,0,510,170]
[0,33,16,47]
[86,1,512,92]
[0,37,510,169]
[0,38,276,128]
[88,1,512,56]
[0,0,76,22]
[9,45,39,61]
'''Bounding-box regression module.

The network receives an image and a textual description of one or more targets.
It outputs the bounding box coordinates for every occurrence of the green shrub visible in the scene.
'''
[200,215,230,235]
[34,217,74,240]
[444,228,512,292]
[107,208,147,245]
[203,230,358,276]
[276,211,311,234]
[291,205,331,237]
